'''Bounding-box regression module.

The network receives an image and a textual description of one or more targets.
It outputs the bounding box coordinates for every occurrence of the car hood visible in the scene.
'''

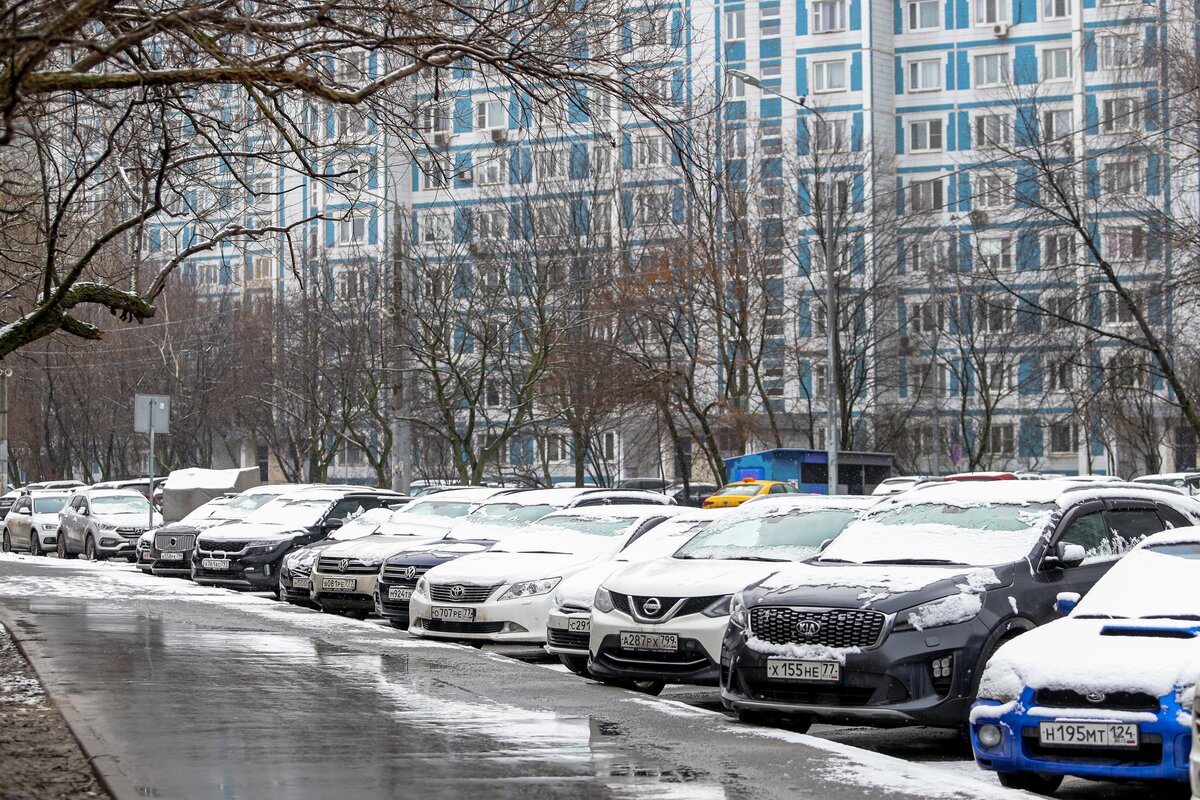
[32,513,62,525]
[425,551,601,586]
[198,521,304,542]
[95,512,161,527]
[321,534,448,560]
[979,617,1200,702]
[746,562,1013,613]
[604,557,790,598]
[384,541,493,567]
[554,562,626,608]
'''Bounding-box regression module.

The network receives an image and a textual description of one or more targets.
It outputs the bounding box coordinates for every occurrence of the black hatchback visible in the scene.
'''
[720,481,1200,732]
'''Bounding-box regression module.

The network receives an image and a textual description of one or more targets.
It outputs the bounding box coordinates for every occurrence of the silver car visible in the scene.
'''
[1,491,71,555]
[58,489,163,561]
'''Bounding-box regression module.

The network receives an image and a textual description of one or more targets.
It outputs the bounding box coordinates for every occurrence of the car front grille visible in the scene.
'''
[609,593,723,620]
[155,533,196,551]
[428,583,502,603]
[749,607,886,649]
[196,540,249,554]
[1033,688,1160,713]
[381,564,430,582]
[316,557,380,575]
[422,619,505,635]
[116,527,147,537]
[547,628,590,649]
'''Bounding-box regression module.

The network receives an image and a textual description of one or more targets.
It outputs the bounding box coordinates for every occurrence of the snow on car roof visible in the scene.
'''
[743,494,878,512]
[1132,525,1200,549]
[405,486,516,504]
[899,479,1192,507]
[537,504,672,521]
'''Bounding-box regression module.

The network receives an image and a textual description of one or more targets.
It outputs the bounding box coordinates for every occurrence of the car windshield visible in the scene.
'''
[402,500,474,519]
[817,501,1056,566]
[91,495,151,514]
[222,491,288,514]
[713,484,764,497]
[449,502,557,538]
[677,507,858,561]
[618,518,713,560]
[491,516,637,554]
[33,497,67,514]
[328,507,393,540]
[179,500,228,524]
[1073,544,1200,619]
[244,498,331,528]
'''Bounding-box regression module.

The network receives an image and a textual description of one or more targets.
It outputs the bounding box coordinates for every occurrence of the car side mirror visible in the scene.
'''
[324,518,345,532]
[819,538,833,552]
[1045,542,1086,569]
[1054,591,1081,615]
[16,507,30,515]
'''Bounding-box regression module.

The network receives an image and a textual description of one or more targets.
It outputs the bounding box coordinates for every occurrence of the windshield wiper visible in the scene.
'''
[1074,614,1120,619]
[729,555,791,562]
[515,550,570,555]
[1141,614,1200,621]
[814,557,853,564]
[860,558,967,566]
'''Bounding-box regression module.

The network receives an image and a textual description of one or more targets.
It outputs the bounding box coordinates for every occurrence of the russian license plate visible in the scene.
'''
[321,577,357,591]
[388,587,413,601]
[766,659,841,682]
[1038,721,1139,748]
[293,577,311,590]
[201,558,230,570]
[159,551,183,561]
[567,618,591,633]
[620,631,678,652]
[432,606,475,622]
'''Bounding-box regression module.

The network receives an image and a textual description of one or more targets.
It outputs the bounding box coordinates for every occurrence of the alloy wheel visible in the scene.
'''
[30,533,41,556]
[1,529,9,553]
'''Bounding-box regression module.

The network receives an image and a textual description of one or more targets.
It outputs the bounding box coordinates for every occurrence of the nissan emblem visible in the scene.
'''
[642,597,662,615]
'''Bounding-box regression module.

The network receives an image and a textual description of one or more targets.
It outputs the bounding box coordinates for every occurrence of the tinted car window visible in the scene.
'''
[1157,503,1192,528]
[768,484,787,494]
[1058,511,1107,553]
[1107,509,1164,550]
[329,498,369,520]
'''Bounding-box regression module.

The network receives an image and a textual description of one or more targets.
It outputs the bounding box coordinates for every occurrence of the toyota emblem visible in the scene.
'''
[642,597,662,615]
[450,585,465,599]
[338,558,350,573]
[796,619,822,638]
[1085,691,1106,704]
[403,566,417,580]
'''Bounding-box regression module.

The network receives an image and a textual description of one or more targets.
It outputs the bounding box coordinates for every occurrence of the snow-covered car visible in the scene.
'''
[57,488,163,560]
[150,484,306,576]
[590,496,874,693]
[970,527,1200,793]
[277,507,394,608]
[192,487,405,593]
[546,509,721,676]
[143,494,235,575]
[374,487,673,629]
[1,490,72,556]
[409,506,678,643]
[719,481,1200,732]
[871,477,935,496]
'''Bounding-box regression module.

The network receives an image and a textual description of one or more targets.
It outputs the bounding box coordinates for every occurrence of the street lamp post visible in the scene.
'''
[726,70,838,494]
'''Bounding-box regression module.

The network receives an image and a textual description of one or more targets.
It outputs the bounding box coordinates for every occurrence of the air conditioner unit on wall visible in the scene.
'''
[490,127,508,142]
[992,21,1010,36]
[969,209,989,226]
[432,131,452,148]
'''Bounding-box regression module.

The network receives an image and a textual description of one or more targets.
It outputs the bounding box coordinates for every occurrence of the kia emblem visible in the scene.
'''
[404,566,417,580]
[642,597,662,615]
[338,559,350,573]
[796,619,822,637]
[450,585,465,599]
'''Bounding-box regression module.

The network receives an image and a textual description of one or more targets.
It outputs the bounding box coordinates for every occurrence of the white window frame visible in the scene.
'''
[1099,33,1140,70]
[636,190,673,226]
[477,209,508,240]
[908,178,945,212]
[637,135,672,166]
[761,4,782,35]
[987,423,1015,455]
[974,112,1012,147]
[420,157,449,190]
[1102,158,1143,198]
[1043,0,1071,18]
[1043,232,1075,268]
[974,52,1011,88]
[979,236,1013,271]
[976,173,1011,209]
[813,59,849,93]
[535,147,568,182]
[474,99,505,130]
[907,0,940,30]
[908,238,943,274]
[1104,226,1145,262]
[421,103,451,133]
[908,58,942,92]
[1042,47,1072,80]
[812,0,846,33]
[476,152,507,186]
[724,9,746,40]
[909,118,944,152]
[1101,97,1140,134]
[813,118,849,153]
[337,215,367,244]
[974,0,1005,25]
[422,211,452,243]
[1043,108,1073,141]
[1049,420,1079,453]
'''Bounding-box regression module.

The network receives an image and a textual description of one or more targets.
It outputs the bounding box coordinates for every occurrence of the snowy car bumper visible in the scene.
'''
[408,592,550,643]
[588,607,725,686]
[546,609,591,656]
[309,568,380,611]
[971,694,1191,783]
[720,614,987,728]
[278,567,315,605]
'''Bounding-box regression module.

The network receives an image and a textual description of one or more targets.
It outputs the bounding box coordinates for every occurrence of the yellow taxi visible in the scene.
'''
[701,479,801,508]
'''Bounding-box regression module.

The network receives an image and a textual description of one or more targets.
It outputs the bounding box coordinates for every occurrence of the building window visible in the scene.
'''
[909,300,946,333]
[474,99,505,130]
[812,0,846,32]
[338,216,367,243]
[338,267,361,300]
[1044,294,1076,329]
[761,61,782,78]
[545,435,568,462]
[636,190,672,226]
[1099,33,1141,69]
[592,146,611,177]
[485,379,505,407]
[1047,360,1075,392]
[724,9,745,40]
[634,16,669,46]
[813,119,849,152]
[909,118,944,151]
[421,157,449,190]
[908,238,943,274]
[813,60,848,93]
[535,148,568,181]
[422,212,451,243]
[603,432,616,461]
[636,135,672,166]
[761,4,782,35]
[908,59,942,92]
[761,122,783,154]
[1103,290,1142,325]
[1107,352,1146,388]
[908,178,944,212]
[1049,421,1079,453]
[1043,48,1072,80]
[815,178,851,211]
[980,362,1014,393]
[975,113,1012,147]
[976,297,1014,331]
[907,0,940,29]
[976,174,1011,209]
[1102,159,1143,197]
[975,0,1005,23]
[1104,226,1145,261]
[340,442,366,467]
[1043,0,1070,17]
[987,423,1015,455]
[477,209,508,240]
[337,108,367,136]
[532,206,568,237]
[477,152,507,185]
[1043,233,1075,268]
[728,73,747,98]
[979,236,1013,271]
[420,103,451,132]
[591,202,611,235]
[974,53,1010,87]
[1043,109,1073,141]
[1101,97,1139,133]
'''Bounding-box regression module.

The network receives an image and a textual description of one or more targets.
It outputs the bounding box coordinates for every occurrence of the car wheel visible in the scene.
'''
[1,528,10,553]
[56,535,67,559]
[558,654,590,677]
[30,532,42,557]
[997,772,1063,795]
[628,679,666,696]
[388,619,408,630]
[84,535,101,561]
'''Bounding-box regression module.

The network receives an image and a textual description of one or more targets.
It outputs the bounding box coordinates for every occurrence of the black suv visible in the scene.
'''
[192,487,405,593]
[720,481,1200,732]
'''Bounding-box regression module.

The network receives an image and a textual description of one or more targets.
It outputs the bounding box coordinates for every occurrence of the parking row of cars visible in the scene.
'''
[5,474,1200,796]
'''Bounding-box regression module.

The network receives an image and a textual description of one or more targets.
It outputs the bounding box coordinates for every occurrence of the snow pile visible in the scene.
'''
[744,635,861,663]
[905,593,983,631]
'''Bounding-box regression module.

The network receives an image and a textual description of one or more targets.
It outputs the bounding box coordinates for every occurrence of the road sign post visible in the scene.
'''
[134,395,170,529]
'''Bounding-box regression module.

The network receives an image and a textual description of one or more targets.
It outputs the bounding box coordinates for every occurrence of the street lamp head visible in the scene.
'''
[726,68,761,88]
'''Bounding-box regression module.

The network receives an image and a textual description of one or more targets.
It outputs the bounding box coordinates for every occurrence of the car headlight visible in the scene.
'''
[594,587,615,614]
[728,592,748,628]
[246,540,281,554]
[415,576,429,597]
[894,594,983,632]
[94,522,117,531]
[702,594,734,618]
[499,577,561,601]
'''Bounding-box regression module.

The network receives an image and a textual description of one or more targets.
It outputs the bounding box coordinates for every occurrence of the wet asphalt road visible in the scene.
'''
[0,555,1185,800]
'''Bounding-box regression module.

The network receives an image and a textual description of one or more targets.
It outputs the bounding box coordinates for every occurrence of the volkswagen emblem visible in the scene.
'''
[1085,691,1106,704]
[642,597,662,616]
[403,566,417,580]
[338,558,350,573]
[796,619,822,638]
[450,585,465,599]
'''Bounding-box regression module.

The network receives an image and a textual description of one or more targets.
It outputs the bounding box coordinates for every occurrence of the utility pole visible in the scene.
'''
[390,220,412,494]
[824,176,839,496]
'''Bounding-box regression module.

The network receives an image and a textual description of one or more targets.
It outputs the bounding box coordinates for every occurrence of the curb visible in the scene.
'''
[0,608,145,800]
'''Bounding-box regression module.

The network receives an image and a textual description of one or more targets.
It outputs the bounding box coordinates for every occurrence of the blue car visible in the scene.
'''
[970,527,1200,794]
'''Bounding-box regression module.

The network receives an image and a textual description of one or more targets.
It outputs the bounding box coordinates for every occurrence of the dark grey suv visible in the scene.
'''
[720,481,1200,732]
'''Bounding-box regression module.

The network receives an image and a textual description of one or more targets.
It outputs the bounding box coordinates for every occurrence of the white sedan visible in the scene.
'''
[409,506,680,643]
[589,495,875,690]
